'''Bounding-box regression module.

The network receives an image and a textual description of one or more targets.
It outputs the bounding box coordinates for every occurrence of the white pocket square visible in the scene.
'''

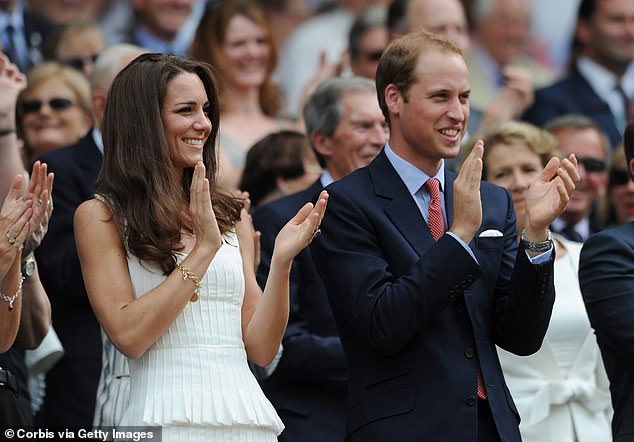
[479,229,503,237]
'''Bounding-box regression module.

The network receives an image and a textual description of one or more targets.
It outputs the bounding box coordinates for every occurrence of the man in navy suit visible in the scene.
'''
[310,30,579,441]
[523,0,634,148]
[253,76,388,441]
[579,120,634,441]
[35,44,145,427]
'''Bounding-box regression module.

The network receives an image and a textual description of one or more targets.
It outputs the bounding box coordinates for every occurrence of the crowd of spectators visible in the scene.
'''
[1,0,633,440]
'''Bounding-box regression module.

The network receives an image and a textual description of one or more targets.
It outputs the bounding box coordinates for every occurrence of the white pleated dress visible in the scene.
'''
[119,232,284,441]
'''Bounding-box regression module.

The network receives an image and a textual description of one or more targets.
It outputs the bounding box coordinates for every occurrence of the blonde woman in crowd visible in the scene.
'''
[462,121,611,442]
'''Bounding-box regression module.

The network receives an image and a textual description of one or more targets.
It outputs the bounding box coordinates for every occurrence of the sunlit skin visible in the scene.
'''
[485,142,544,233]
[314,91,388,181]
[386,49,470,176]
[161,72,212,177]
[405,0,470,53]
[55,27,107,78]
[550,127,608,225]
[222,15,271,89]
[21,77,92,160]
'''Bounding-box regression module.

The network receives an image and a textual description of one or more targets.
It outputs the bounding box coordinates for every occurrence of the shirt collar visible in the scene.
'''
[0,1,24,32]
[384,143,445,196]
[577,56,634,97]
[92,127,104,155]
[320,170,335,187]
[135,26,175,55]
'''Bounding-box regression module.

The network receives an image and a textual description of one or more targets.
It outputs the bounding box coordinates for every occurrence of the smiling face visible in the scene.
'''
[20,77,92,160]
[388,49,469,175]
[550,127,608,224]
[222,14,271,89]
[485,141,543,232]
[161,72,213,175]
[316,91,388,180]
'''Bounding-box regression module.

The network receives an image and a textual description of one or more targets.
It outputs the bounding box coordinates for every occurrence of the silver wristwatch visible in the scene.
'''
[520,229,553,252]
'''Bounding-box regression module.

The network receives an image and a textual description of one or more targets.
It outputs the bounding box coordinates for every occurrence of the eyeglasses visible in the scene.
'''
[363,50,383,62]
[61,54,99,71]
[577,157,606,173]
[609,169,631,186]
[20,98,75,114]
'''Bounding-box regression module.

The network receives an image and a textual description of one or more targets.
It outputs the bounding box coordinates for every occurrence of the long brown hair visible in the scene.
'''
[96,53,243,274]
[189,0,280,116]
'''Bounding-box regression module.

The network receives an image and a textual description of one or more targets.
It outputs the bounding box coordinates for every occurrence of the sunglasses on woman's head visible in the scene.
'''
[20,98,75,114]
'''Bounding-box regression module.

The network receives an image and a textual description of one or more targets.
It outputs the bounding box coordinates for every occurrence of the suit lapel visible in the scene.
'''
[369,151,434,257]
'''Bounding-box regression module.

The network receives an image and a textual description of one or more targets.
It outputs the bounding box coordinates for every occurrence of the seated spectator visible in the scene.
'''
[0,51,53,427]
[240,130,322,208]
[465,0,555,112]
[348,5,388,80]
[48,22,107,79]
[16,61,92,164]
[523,0,634,149]
[461,120,611,442]
[600,145,634,226]
[190,0,293,189]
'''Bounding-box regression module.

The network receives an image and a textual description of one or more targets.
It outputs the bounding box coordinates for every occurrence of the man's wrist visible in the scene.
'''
[520,229,552,252]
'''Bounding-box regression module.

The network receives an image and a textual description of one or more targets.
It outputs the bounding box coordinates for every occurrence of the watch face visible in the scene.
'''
[23,259,35,277]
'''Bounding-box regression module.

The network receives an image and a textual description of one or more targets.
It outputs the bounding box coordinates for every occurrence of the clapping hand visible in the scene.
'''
[524,154,580,236]
[189,162,222,253]
[273,190,328,264]
[22,161,54,255]
[0,175,33,278]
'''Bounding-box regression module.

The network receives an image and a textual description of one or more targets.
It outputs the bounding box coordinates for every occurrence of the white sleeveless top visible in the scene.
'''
[119,231,284,436]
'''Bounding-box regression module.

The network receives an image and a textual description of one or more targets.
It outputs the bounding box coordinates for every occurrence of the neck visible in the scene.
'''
[222,84,264,115]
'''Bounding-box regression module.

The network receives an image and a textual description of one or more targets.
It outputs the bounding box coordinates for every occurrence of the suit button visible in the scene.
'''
[460,280,470,288]
[466,396,477,407]
[448,289,456,299]
[455,302,466,314]
[465,274,473,283]
[464,348,474,359]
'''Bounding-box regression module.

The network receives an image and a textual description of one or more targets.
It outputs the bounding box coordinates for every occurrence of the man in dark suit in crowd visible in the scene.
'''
[35,44,145,427]
[579,120,634,441]
[310,30,579,441]
[545,114,611,242]
[253,76,388,442]
[523,0,634,149]
[0,0,55,72]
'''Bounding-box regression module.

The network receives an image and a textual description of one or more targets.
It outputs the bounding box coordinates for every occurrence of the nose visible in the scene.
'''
[369,123,388,147]
[193,109,212,133]
[446,97,466,122]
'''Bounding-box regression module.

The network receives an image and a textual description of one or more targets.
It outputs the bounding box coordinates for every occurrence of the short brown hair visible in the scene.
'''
[375,29,462,126]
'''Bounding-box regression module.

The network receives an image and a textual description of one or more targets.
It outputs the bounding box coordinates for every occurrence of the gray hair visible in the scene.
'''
[349,5,387,61]
[303,76,376,165]
[91,43,148,92]
[544,114,613,164]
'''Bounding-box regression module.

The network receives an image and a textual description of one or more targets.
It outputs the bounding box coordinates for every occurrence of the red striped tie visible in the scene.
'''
[424,178,444,240]
[425,178,487,399]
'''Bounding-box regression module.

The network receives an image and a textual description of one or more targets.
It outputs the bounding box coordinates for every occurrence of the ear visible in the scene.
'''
[310,130,333,159]
[91,90,107,127]
[385,83,402,118]
[575,19,591,47]
[629,158,634,179]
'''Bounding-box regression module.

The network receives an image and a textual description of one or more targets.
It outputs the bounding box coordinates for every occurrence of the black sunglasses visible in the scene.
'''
[609,170,631,187]
[20,98,75,114]
[577,157,606,173]
[62,54,99,71]
[364,50,384,62]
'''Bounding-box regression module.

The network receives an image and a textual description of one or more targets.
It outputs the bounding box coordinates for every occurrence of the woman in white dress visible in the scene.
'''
[461,121,611,442]
[74,53,327,441]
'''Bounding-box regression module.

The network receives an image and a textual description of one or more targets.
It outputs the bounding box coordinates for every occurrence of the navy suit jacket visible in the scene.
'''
[310,151,556,441]
[579,222,634,441]
[522,68,622,148]
[253,179,347,441]
[36,131,103,426]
